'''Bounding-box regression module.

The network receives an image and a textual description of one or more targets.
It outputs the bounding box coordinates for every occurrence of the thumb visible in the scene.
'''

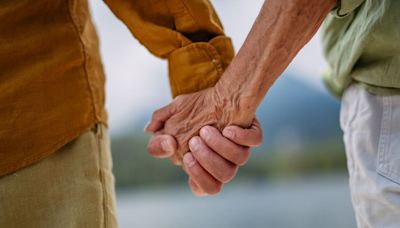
[144,103,175,133]
[222,118,263,147]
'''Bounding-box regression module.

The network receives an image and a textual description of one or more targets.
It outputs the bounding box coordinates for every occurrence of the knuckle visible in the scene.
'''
[206,182,222,195]
[152,110,163,121]
[236,149,250,166]
[219,166,238,183]
[219,174,232,183]
[218,174,229,183]
[151,112,159,122]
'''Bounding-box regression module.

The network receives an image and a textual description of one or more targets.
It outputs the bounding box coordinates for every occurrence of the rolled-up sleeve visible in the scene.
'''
[103,0,234,97]
[332,0,365,17]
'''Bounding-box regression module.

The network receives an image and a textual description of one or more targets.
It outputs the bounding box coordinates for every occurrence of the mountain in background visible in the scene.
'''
[256,73,341,152]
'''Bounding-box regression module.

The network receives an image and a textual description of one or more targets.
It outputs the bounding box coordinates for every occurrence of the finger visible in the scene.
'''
[222,118,263,147]
[189,136,238,183]
[188,178,207,197]
[144,104,175,133]
[183,153,222,195]
[199,126,250,166]
[147,134,177,158]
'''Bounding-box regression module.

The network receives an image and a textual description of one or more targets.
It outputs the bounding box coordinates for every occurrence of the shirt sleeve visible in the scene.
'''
[103,0,235,97]
[332,0,365,17]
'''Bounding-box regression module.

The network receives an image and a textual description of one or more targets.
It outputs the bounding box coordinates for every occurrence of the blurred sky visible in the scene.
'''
[89,0,329,135]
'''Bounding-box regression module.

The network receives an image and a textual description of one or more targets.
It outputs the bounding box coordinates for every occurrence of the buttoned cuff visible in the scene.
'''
[167,36,234,97]
[332,0,365,17]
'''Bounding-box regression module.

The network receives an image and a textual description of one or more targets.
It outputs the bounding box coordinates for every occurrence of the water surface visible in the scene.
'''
[117,174,356,228]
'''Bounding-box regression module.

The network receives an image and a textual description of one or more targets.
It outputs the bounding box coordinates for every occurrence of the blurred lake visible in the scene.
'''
[116,173,356,228]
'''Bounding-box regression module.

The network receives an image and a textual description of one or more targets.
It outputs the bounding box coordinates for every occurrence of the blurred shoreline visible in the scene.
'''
[116,172,356,228]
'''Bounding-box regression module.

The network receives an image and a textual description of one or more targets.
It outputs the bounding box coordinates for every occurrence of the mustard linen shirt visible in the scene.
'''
[0,0,234,176]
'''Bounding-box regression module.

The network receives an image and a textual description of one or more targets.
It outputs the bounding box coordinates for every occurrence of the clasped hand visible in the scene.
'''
[145,87,262,195]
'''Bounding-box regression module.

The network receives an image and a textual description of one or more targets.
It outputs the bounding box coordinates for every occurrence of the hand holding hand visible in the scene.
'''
[145,87,255,164]
[147,118,262,195]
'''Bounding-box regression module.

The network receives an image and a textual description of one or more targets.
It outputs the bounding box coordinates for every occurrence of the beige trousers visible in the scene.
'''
[0,124,118,228]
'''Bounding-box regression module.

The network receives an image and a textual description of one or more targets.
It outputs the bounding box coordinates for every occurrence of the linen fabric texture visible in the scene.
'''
[0,0,234,176]
[321,0,400,97]
[0,124,118,228]
[341,84,400,228]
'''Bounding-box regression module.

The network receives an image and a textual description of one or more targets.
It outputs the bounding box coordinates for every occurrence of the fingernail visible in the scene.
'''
[143,121,150,133]
[161,140,174,155]
[200,127,210,140]
[183,153,196,168]
[223,129,234,139]
[189,137,200,151]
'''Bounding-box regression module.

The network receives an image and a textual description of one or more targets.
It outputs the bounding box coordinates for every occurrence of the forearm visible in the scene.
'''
[216,0,335,124]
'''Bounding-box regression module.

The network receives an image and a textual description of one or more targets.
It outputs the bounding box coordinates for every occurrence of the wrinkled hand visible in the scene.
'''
[145,87,254,164]
[147,118,262,195]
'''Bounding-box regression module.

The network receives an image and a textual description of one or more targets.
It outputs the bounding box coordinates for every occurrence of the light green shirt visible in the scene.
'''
[321,0,400,97]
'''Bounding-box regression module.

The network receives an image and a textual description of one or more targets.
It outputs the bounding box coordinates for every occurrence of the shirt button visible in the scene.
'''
[212,59,217,64]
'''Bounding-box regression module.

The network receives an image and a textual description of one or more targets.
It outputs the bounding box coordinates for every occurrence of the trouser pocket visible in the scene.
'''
[377,95,400,185]
[340,85,361,172]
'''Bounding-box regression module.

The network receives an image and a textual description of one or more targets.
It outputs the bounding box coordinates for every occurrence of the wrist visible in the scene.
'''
[213,79,257,128]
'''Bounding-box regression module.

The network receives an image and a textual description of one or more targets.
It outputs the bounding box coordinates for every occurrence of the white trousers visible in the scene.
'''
[341,84,400,228]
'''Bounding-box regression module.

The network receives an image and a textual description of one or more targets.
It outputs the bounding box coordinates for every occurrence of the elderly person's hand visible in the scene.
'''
[146,118,262,195]
[145,87,255,164]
